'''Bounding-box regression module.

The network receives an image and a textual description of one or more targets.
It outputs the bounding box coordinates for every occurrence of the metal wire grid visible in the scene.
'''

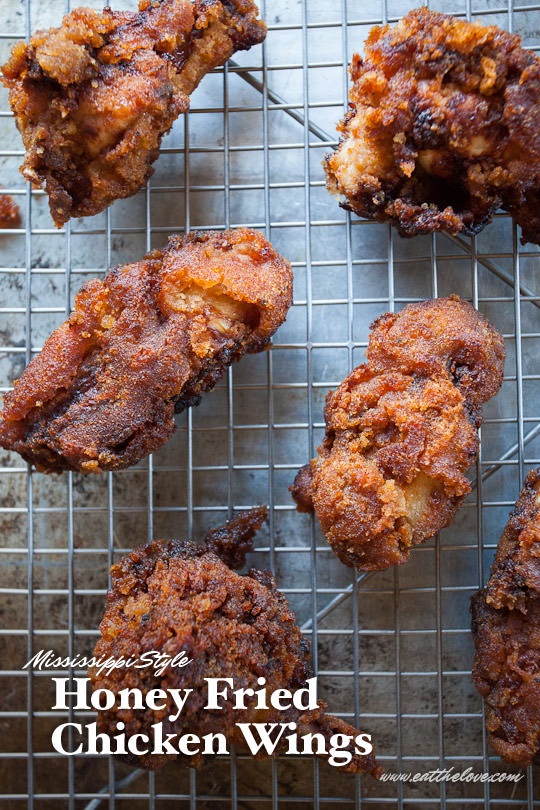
[0,0,539,807]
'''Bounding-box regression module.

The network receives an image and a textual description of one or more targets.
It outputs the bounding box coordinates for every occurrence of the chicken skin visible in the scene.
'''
[291,296,505,571]
[0,228,292,473]
[2,0,266,227]
[472,469,540,767]
[90,507,381,776]
[325,7,540,245]
[0,192,21,228]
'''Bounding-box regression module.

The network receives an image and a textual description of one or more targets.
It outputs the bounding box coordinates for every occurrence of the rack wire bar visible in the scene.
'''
[0,0,539,808]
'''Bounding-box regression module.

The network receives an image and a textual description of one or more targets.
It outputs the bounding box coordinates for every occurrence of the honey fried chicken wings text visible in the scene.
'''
[291,296,505,571]
[325,8,540,244]
[0,228,292,474]
[2,0,266,227]
[90,508,381,776]
[472,469,540,767]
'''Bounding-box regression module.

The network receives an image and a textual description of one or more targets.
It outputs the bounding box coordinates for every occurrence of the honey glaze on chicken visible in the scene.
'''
[2,0,266,226]
[90,508,382,776]
[0,228,292,473]
[291,296,505,571]
[325,7,540,244]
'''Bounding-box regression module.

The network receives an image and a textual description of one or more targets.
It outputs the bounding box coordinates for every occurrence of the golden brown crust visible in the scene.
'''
[325,7,540,245]
[0,192,21,228]
[367,296,508,412]
[472,469,540,767]
[90,509,381,776]
[472,594,540,768]
[2,0,266,227]
[291,296,505,571]
[203,504,268,568]
[0,228,292,473]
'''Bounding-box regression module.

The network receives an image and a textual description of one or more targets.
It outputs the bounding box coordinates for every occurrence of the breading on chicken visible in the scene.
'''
[472,469,540,767]
[484,469,540,613]
[291,296,505,572]
[0,228,292,474]
[325,7,540,245]
[89,507,382,776]
[2,0,266,227]
[0,191,21,228]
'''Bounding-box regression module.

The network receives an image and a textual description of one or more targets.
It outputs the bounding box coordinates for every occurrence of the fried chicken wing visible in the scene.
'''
[325,7,540,244]
[291,296,505,571]
[0,191,21,229]
[90,507,381,776]
[2,0,266,227]
[472,469,540,767]
[484,469,540,613]
[0,228,292,473]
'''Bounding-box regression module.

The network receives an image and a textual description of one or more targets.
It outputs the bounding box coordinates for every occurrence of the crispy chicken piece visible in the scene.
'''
[0,228,292,473]
[472,469,540,767]
[291,296,505,571]
[90,507,382,776]
[2,0,266,227]
[0,191,21,228]
[325,7,540,245]
[484,469,540,613]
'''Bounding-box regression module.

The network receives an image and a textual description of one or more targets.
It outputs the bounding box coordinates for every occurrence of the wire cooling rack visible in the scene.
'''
[1,0,540,807]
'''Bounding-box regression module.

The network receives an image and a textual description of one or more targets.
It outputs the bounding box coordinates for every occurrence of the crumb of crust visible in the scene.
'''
[0,192,21,228]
